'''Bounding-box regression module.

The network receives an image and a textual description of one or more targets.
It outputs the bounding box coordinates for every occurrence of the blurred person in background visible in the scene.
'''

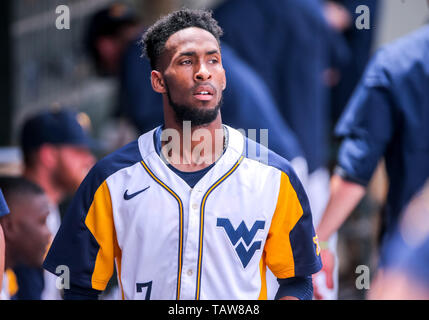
[369,178,429,299]
[85,2,142,77]
[0,189,10,298]
[213,0,342,299]
[0,177,51,300]
[85,2,145,150]
[324,0,379,123]
[315,23,429,299]
[13,109,95,299]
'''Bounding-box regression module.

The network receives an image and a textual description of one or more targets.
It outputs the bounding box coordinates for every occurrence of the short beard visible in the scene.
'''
[165,82,222,127]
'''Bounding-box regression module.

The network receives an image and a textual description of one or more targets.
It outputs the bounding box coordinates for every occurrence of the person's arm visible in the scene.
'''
[63,284,101,300]
[316,174,366,243]
[312,174,365,298]
[263,157,322,300]
[276,276,313,300]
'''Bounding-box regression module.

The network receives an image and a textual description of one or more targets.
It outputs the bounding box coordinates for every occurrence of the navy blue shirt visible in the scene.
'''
[214,0,332,172]
[119,39,304,163]
[335,25,429,262]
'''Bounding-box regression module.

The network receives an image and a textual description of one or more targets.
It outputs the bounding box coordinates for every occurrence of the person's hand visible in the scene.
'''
[313,248,335,300]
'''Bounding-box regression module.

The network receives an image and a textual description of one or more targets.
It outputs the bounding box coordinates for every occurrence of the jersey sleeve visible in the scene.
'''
[43,163,119,292]
[334,50,396,186]
[264,164,322,278]
[0,189,10,217]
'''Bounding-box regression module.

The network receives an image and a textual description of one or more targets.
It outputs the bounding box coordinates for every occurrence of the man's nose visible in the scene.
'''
[194,63,211,81]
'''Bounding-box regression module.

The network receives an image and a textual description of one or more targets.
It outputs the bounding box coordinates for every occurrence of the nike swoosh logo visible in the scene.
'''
[124,186,150,200]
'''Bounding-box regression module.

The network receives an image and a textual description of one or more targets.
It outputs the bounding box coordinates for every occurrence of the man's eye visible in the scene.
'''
[209,58,219,64]
[180,60,192,65]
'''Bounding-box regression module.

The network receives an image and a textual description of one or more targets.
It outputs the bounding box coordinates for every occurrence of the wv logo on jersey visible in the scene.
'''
[217,218,265,268]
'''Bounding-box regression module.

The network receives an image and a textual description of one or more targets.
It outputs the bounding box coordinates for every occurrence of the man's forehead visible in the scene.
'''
[164,27,220,53]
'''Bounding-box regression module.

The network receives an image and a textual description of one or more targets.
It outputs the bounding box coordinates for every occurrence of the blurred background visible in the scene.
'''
[0,0,428,299]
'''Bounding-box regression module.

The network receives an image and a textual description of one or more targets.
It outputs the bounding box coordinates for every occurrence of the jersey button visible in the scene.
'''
[187,269,193,276]
[192,203,198,210]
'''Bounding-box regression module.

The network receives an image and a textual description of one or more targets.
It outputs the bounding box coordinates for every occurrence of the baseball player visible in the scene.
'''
[314,23,429,297]
[43,9,321,300]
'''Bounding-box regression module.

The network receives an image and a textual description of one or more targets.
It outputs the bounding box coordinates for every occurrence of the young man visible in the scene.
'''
[0,177,51,300]
[86,3,308,184]
[44,9,321,300]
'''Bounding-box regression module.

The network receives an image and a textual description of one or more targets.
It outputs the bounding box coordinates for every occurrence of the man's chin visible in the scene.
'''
[173,106,220,126]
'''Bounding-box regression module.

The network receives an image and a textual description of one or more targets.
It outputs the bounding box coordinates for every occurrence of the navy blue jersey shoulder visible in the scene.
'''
[243,136,306,201]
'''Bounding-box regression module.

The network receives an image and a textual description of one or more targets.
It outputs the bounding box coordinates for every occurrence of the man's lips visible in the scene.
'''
[193,85,215,101]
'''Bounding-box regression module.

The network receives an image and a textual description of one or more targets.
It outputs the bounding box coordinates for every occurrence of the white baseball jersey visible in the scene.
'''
[44,125,321,300]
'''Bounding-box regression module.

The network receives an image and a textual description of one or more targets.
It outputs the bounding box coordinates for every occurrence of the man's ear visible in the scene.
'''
[151,70,167,94]
[222,71,226,91]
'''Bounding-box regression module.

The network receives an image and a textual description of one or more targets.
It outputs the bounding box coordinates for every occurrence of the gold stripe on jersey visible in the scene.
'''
[6,269,18,297]
[85,181,117,291]
[264,171,304,279]
[140,160,184,300]
[196,155,244,300]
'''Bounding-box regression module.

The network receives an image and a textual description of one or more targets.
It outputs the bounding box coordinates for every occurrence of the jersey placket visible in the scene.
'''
[179,186,205,300]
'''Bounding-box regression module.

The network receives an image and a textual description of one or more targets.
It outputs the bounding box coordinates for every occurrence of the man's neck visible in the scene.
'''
[162,115,225,172]
[24,168,63,205]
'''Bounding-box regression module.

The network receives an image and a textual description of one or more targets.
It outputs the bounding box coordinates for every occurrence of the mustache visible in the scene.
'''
[192,82,216,94]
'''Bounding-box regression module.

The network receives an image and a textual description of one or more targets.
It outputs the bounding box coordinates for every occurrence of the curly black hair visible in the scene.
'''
[141,8,223,70]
